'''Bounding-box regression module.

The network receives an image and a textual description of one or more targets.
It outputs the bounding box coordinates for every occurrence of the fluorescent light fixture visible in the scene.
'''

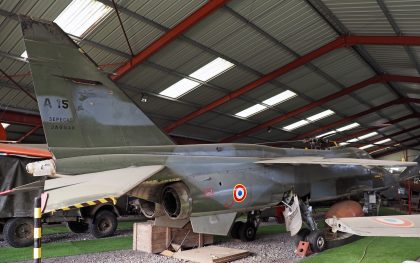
[358,132,378,140]
[339,142,349,146]
[159,79,200,98]
[283,120,309,131]
[189,58,234,82]
[160,57,235,98]
[235,104,267,118]
[262,90,297,106]
[375,138,391,144]
[337,122,360,132]
[316,130,336,138]
[54,0,112,37]
[307,109,335,122]
[359,144,374,150]
[1,123,10,129]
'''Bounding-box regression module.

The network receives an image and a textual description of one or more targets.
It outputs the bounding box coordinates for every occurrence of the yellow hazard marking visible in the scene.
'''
[34,228,42,239]
[74,204,84,208]
[110,197,117,205]
[87,201,96,206]
[99,198,108,203]
[33,248,41,259]
[34,208,42,219]
[62,207,70,211]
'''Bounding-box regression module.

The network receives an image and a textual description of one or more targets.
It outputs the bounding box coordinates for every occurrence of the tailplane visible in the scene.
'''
[399,155,420,181]
[20,17,173,158]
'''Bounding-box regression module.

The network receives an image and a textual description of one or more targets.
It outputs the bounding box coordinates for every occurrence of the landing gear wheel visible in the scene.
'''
[239,222,257,242]
[3,218,33,248]
[294,228,311,246]
[306,230,326,252]
[67,221,89,233]
[230,221,244,239]
[89,210,118,238]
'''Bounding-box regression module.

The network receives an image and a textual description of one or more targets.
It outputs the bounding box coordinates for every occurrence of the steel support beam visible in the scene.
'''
[221,75,420,142]
[164,35,420,133]
[17,125,42,143]
[111,0,229,81]
[294,98,420,140]
[0,111,41,126]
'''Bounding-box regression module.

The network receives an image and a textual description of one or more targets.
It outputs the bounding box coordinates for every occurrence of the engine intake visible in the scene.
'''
[162,182,191,220]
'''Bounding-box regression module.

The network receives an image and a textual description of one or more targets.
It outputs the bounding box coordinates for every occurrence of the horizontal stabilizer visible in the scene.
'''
[44,165,164,212]
[326,215,420,237]
[256,156,416,167]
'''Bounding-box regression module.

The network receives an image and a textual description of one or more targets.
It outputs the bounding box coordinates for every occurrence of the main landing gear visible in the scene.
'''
[230,210,261,242]
[284,192,327,253]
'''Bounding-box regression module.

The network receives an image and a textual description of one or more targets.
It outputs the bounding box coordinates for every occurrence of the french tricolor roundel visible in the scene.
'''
[372,216,414,228]
[233,184,247,203]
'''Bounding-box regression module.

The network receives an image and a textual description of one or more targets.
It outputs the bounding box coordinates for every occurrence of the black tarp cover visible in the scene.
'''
[0,156,43,218]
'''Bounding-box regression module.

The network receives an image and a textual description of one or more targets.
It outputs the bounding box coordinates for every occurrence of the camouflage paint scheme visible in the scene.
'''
[20,17,415,236]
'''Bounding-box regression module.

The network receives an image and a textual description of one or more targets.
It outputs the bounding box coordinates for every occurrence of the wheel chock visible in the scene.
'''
[295,241,312,257]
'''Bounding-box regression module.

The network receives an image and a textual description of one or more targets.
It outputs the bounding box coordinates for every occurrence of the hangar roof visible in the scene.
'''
[1,0,420,157]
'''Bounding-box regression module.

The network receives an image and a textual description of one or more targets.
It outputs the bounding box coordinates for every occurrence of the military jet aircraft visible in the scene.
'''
[16,17,417,252]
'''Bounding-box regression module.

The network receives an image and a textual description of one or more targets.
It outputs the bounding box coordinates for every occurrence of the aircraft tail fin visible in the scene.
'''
[20,17,173,158]
[399,155,420,181]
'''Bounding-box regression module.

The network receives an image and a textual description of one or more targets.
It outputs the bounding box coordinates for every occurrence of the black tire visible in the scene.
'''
[3,218,33,248]
[67,221,89,233]
[294,228,311,247]
[238,222,257,242]
[306,230,327,252]
[230,221,244,239]
[261,217,269,222]
[89,210,118,238]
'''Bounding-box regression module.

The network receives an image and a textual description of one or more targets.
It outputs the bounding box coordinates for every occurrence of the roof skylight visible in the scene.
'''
[160,57,235,99]
[54,0,112,37]
[307,110,335,122]
[375,138,391,144]
[336,123,360,132]
[283,109,335,131]
[347,138,359,143]
[283,120,309,131]
[1,123,9,129]
[358,132,378,140]
[316,130,336,138]
[21,0,112,58]
[235,90,297,118]
[359,144,374,150]
[262,90,297,106]
[159,79,200,98]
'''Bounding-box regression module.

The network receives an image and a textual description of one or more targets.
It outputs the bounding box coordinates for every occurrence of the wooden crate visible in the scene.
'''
[133,221,214,253]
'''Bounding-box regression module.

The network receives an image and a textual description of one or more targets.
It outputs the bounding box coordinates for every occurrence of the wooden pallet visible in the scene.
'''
[172,245,250,263]
[133,221,213,253]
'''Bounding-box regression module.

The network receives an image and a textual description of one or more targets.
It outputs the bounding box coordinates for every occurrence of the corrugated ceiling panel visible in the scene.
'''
[322,0,394,34]
[231,0,338,55]
[312,48,375,86]
[386,0,420,35]
[326,95,369,115]
[353,83,398,106]
[120,0,207,29]
[364,45,418,75]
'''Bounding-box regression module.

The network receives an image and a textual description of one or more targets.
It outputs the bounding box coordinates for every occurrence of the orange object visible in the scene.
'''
[0,144,52,158]
[296,241,311,257]
[325,200,364,219]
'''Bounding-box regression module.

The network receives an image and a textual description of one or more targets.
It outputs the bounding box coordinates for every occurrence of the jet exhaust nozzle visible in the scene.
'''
[138,199,164,219]
[162,182,191,220]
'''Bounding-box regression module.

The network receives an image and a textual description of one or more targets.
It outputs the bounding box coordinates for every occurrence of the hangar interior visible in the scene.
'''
[1,0,420,160]
[1,0,420,262]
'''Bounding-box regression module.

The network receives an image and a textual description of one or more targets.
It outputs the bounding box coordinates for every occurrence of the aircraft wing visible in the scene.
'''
[256,156,417,167]
[325,215,420,237]
[43,165,164,213]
